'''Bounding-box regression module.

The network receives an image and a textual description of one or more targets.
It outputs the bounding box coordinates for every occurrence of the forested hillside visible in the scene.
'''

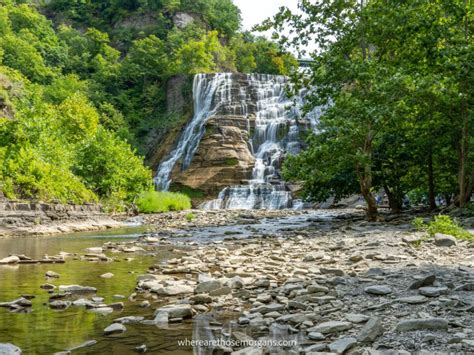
[0,0,296,208]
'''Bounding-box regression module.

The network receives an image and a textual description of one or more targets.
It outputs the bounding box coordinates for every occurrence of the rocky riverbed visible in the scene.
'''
[0,209,473,354]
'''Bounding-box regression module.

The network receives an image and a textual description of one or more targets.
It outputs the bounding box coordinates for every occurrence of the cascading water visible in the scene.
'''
[154,73,233,191]
[155,73,320,209]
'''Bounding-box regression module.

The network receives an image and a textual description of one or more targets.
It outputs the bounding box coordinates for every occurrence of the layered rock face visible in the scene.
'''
[155,73,318,208]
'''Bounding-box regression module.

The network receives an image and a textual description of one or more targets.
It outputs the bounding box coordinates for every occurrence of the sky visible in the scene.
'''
[233,0,316,57]
[233,0,300,33]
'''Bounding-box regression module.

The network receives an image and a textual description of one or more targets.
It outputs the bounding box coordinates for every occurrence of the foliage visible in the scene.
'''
[413,215,473,242]
[185,212,195,221]
[136,191,191,213]
[264,0,473,219]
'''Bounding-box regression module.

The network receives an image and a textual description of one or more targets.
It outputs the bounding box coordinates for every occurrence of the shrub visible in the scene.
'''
[136,191,191,213]
[413,215,473,241]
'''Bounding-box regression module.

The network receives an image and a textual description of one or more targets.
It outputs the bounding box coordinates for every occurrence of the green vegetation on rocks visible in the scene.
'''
[413,215,473,242]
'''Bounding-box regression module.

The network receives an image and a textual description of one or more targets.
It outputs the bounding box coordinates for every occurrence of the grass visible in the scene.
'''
[185,212,195,221]
[136,191,191,213]
[412,214,473,242]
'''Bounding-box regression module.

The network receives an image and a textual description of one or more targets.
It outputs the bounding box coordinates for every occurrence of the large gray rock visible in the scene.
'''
[396,318,448,332]
[345,313,369,323]
[434,233,457,247]
[0,343,21,354]
[103,323,126,335]
[307,321,352,334]
[328,337,357,353]
[364,285,392,295]
[397,296,428,304]
[308,332,325,340]
[357,317,383,343]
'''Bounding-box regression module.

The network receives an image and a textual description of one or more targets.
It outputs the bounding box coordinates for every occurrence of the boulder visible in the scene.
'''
[0,343,21,354]
[195,280,222,294]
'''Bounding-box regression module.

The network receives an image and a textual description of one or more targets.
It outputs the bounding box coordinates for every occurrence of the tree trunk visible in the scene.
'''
[384,185,402,214]
[427,150,436,210]
[357,163,377,221]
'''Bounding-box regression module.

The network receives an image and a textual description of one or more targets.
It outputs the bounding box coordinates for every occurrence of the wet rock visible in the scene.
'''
[328,337,357,354]
[40,283,56,290]
[103,323,126,335]
[419,286,448,297]
[364,285,392,295]
[100,273,114,279]
[114,316,144,324]
[307,284,329,293]
[396,318,448,332]
[434,233,457,247]
[307,321,352,334]
[88,307,113,315]
[155,304,192,319]
[135,345,147,353]
[0,343,21,354]
[345,313,369,323]
[408,274,436,289]
[0,298,32,308]
[85,247,103,254]
[357,317,383,343]
[45,271,60,278]
[50,300,71,310]
[58,285,96,294]
[67,340,97,352]
[252,303,284,315]
[0,256,20,264]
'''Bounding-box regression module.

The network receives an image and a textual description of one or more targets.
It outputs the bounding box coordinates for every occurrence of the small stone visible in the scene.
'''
[307,321,352,334]
[364,285,392,295]
[209,286,232,297]
[85,247,103,254]
[308,332,325,340]
[328,337,357,354]
[154,304,192,319]
[231,347,262,355]
[40,283,56,290]
[100,273,114,279]
[357,317,383,343]
[103,323,126,335]
[408,274,436,289]
[307,284,329,293]
[396,318,448,332]
[397,296,428,304]
[58,285,96,294]
[45,271,60,278]
[419,286,448,297]
[320,267,344,276]
[434,233,457,247]
[345,313,369,323]
[135,345,147,353]
[114,316,144,324]
[195,280,221,294]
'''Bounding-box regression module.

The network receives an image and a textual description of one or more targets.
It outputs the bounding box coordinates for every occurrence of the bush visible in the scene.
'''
[413,215,473,241]
[136,191,191,213]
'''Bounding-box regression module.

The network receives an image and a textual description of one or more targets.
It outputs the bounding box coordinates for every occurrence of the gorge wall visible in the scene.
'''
[154,73,319,209]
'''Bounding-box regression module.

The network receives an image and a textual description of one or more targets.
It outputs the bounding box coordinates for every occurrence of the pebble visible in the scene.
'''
[103,323,126,335]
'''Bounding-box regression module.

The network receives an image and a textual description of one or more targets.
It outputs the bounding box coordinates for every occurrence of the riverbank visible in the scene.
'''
[0,209,473,354]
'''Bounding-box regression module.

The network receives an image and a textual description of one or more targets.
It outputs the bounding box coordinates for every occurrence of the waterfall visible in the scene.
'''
[155,73,321,209]
[154,73,233,191]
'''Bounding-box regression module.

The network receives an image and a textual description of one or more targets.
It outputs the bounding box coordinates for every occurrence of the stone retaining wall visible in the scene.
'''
[0,199,123,236]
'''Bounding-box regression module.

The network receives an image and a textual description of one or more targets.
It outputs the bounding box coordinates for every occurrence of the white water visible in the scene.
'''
[154,73,233,190]
[155,73,320,209]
